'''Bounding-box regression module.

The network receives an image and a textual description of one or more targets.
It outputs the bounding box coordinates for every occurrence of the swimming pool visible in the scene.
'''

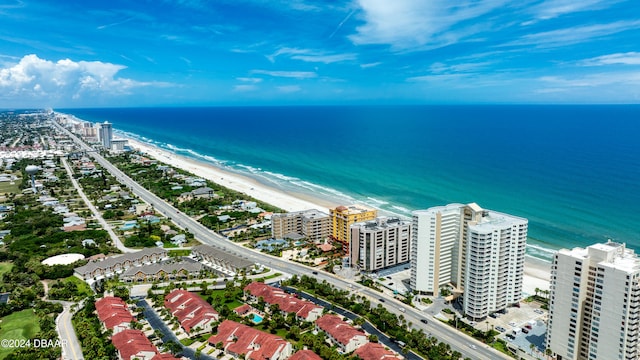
[251,313,263,324]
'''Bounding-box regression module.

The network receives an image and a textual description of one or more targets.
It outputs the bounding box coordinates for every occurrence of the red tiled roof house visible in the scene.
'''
[165,289,219,336]
[288,350,322,360]
[244,282,323,322]
[111,329,181,360]
[95,296,134,334]
[315,314,368,353]
[354,342,401,360]
[208,320,292,360]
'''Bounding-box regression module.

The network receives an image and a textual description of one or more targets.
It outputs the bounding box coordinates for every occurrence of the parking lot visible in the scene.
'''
[470,301,547,334]
[462,300,547,358]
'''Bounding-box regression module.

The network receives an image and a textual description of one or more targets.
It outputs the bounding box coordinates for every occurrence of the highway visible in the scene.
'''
[53,119,511,360]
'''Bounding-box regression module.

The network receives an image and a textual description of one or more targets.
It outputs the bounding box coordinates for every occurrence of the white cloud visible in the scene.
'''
[578,52,640,66]
[0,54,162,103]
[360,62,381,69]
[407,73,468,82]
[277,85,301,93]
[233,84,258,92]
[529,0,624,21]
[505,20,640,49]
[236,77,263,83]
[268,47,356,64]
[539,71,640,87]
[250,69,317,79]
[349,0,509,50]
[429,61,493,74]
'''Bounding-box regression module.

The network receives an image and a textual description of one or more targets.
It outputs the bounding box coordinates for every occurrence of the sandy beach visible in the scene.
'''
[123,135,552,297]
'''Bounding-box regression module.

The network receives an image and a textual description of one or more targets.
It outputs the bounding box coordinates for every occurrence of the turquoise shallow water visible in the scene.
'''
[60,105,640,261]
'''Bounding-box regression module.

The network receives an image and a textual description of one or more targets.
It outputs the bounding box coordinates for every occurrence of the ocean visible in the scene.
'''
[60,105,640,261]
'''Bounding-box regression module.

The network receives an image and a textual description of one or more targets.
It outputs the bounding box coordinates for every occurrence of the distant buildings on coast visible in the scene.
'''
[55,114,128,152]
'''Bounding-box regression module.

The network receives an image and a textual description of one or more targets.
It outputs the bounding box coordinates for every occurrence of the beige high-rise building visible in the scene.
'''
[410,203,527,319]
[547,241,640,360]
[350,216,411,272]
[330,204,377,252]
[271,209,330,242]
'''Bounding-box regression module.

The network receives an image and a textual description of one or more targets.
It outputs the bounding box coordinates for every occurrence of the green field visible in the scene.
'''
[0,177,22,195]
[64,275,94,299]
[0,309,41,359]
[0,263,13,278]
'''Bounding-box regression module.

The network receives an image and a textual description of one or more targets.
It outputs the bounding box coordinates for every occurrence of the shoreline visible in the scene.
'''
[124,137,339,212]
[122,134,552,297]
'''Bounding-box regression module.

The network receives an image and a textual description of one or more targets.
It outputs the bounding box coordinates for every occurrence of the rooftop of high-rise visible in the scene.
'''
[559,240,640,273]
[331,204,375,214]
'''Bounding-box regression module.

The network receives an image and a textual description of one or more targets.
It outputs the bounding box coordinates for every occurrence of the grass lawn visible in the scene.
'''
[63,275,94,299]
[168,249,191,257]
[0,309,40,359]
[0,178,21,195]
[196,291,244,310]
[0,262,13,278]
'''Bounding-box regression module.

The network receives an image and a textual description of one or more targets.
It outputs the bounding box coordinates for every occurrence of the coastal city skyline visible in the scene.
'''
[0,106,638,359]
[1,0,640,108]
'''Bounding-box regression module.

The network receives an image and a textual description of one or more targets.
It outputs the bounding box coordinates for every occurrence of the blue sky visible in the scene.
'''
[1,0,639,107]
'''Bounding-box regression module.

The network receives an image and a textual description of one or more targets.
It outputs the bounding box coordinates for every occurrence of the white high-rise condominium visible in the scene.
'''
[411,203,465,296]
[350,216,411,272]
[99,121,113,149]
[547,241,640,360]
[463,204,528,320]
[410,203,527,320]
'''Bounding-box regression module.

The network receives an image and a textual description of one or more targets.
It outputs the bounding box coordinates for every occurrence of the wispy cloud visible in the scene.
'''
[504,20,640,49]
[429,61,494,74]
[233,84,258,92]
[180,57,192,66]
[528,0,625,21]
[277,85,301,93]
[251,69,317,79]
[97,16,135,30]
[407,73,469,82]
[268,47,356,64]
[0,54,167,102]
[349,0,509,50]
[360,62,381,69]
[539,71,640,88]
[236,77,263,83]
[578,52,640,66]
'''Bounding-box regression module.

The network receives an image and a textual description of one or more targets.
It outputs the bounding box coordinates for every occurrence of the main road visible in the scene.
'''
[52,119,510,360]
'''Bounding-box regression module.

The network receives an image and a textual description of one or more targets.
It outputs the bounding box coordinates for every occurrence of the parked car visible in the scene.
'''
[420,319,428,324]
[522,328,529,334]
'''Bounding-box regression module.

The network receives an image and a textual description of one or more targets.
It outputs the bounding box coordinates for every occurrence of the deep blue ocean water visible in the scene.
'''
[60,105,640,261]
